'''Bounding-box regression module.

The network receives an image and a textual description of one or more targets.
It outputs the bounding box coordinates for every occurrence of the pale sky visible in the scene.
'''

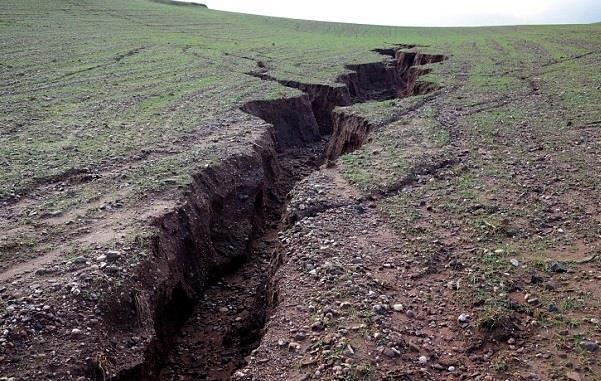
[199,0,601,27]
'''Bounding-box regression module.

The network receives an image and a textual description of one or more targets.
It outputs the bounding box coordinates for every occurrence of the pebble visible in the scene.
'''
[580,340,599,352]
[106,250,121,261]
[549,261,567,273]
[392,304,404,312]
[373,304,385,314]
[311,321,325,331]
[418,355,428,364]
[458,313,470,323]
[510,258,519,267]
[527,297,540,306]
[406,309,416,319]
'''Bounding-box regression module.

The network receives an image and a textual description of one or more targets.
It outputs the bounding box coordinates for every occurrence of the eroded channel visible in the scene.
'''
[107,48,446,381]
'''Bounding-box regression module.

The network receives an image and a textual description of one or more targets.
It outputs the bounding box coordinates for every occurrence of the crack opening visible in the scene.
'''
[103,45,447,381]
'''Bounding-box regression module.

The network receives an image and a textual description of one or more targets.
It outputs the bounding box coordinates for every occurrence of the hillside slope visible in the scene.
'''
[1,1,600,380]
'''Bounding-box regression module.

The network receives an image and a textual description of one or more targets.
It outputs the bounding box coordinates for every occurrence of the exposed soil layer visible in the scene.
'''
[244,72,352,135]
[337,52,446,101]
[241,95,322,150]
[105,47,446,380]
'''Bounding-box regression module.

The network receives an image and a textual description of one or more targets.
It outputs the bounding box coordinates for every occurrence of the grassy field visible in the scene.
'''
[1,1,598,261]
[1,1,601,379]
[2,1,598,201]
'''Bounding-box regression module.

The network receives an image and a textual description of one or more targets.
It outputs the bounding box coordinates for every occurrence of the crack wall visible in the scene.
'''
[99,45,447,380]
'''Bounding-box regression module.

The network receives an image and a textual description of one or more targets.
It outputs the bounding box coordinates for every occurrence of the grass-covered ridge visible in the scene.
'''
[0,0,599,278]
[1,2,601,378]
[1,1,599,200]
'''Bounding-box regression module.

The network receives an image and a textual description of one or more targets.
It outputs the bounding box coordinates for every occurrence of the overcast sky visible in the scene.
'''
[199,0,601,27]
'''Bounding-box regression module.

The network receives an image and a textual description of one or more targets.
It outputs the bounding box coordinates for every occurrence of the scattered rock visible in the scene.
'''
[310,321,325,331]
[549,261,567,273]
[530,273,543,284]
[373,304,385,314]
[580,340,599,352]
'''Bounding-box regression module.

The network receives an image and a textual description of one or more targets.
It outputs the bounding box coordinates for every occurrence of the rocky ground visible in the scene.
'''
[233,51,601,380]
[1,2,601,381]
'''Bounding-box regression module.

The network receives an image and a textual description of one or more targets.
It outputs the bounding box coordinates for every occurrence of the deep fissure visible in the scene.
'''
[105,47,446,380]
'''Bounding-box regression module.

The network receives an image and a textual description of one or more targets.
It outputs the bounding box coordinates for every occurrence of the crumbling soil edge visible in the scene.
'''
[101,47,447,380]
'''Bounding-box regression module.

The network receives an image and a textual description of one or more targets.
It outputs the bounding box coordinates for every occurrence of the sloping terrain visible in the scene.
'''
[1,1,601,380]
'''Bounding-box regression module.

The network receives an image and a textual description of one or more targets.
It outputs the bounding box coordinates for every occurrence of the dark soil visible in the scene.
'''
[116,47,447,380]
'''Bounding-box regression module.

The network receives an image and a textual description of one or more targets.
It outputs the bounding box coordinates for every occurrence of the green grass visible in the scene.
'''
[2,1,600,202]
[2,1,601,378]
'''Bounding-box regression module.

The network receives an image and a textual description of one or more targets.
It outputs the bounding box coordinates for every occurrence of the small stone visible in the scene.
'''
[544,281,557,290]
[418,355,428,364]
[547,304,559,313]
[431,363,444,370]
[373,304,385,314]
[530,274,543,284]
[392,304,404,312]
[510,258,519,267]
[580,340,599,352]
[106,250,121,261]
[549,261,567,273]
[458,313,470,323]
[344,345,355,356]
[71,328,82,335]
[311,321,325,331]
[72,256,87,264]
[406,309,416,319]
[448,366,456,372]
